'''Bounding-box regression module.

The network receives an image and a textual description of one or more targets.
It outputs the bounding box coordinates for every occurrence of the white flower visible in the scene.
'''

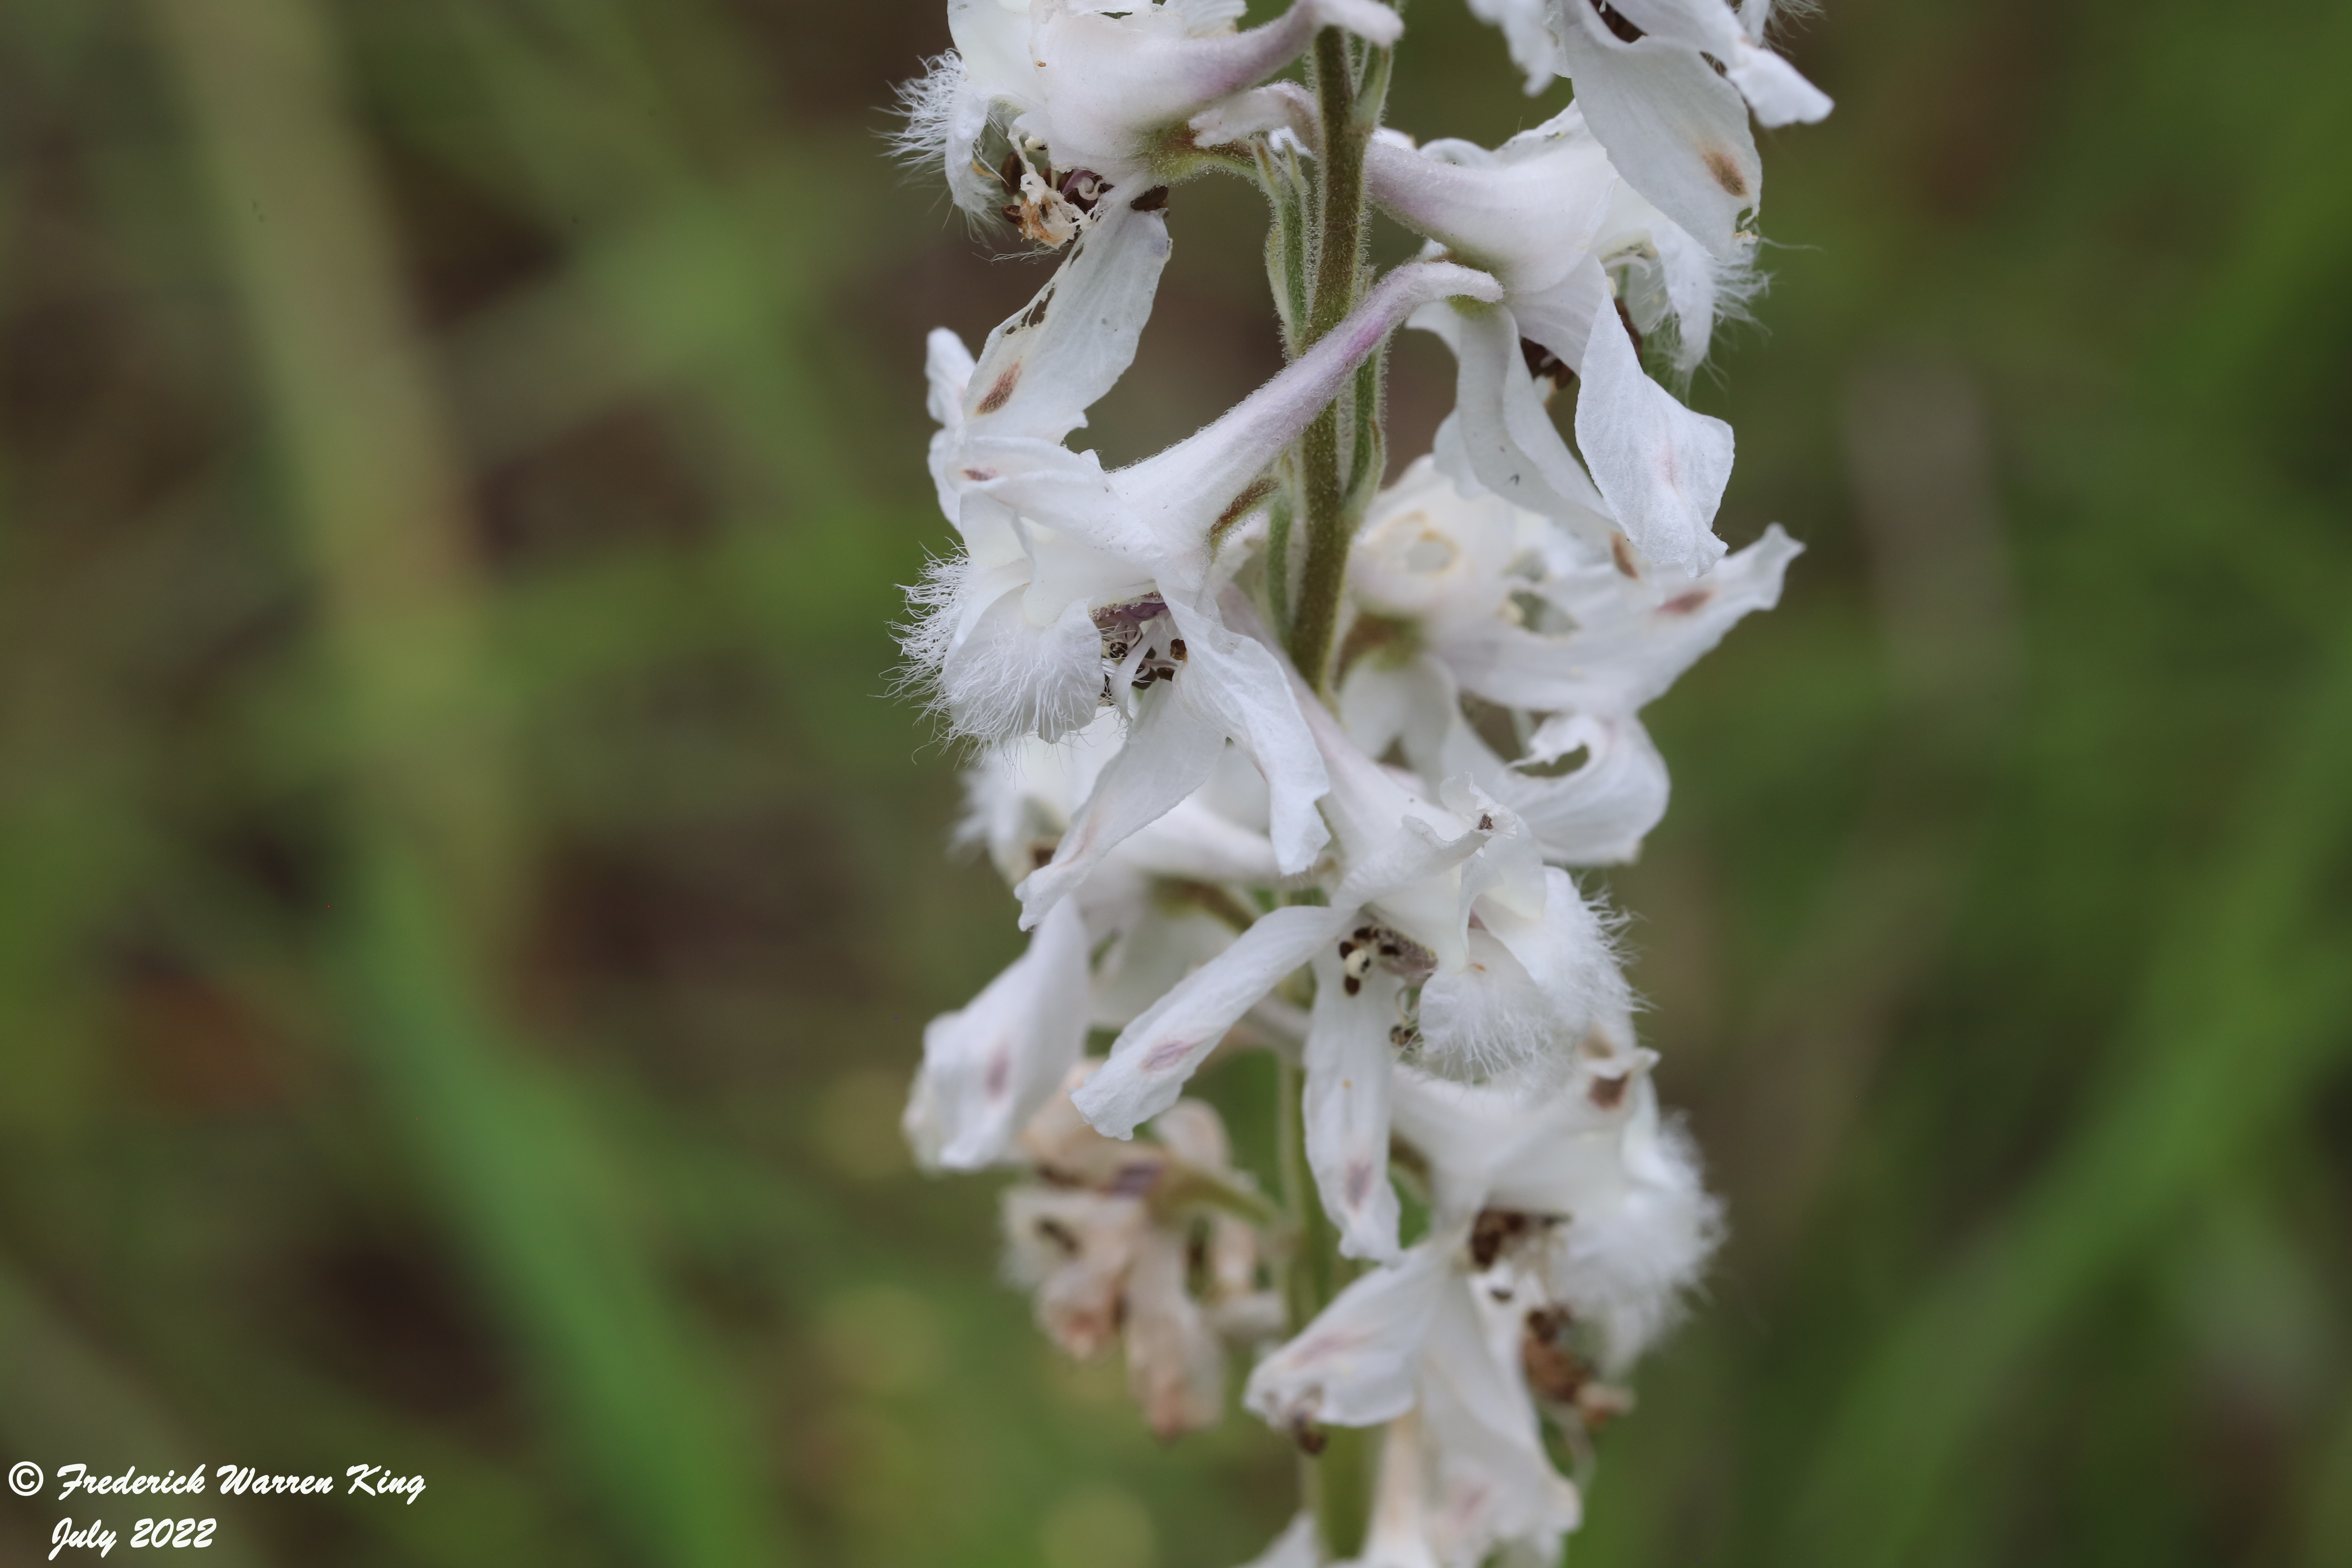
[1392,1062,1721,1372]
[913,194,1501,884]
[903,895,1092,1172]
[1001,1071,1282,1435]
[1239,1058,1714,1563]
[1074,632,1629,1261]
[959,710,1286,1026]
[906,0,1405,235]
[1242,1239,1583,1568]
[1458,0,1831,258]
[1364,105,1739,576]
[1337,455,1801,862]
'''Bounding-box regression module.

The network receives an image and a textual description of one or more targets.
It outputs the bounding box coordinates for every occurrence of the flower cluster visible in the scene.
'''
[893,3,1827,1562]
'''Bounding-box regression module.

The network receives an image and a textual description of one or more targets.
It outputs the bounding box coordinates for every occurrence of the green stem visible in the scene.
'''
[1285,28,1375,694]
[1278,1054,1374,1560]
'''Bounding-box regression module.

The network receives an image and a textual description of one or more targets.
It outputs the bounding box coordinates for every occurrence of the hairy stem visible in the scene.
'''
[1285,27,1376,694]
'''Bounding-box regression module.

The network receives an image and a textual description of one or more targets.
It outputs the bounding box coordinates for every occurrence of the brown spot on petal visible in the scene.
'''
[1344,1161,1375,1209]
[1588,1074,1628,1110]
[1704,149,1750,198]
[975,361,1022,415]
[1661,588,1713,615]
[1037,1217,1081,1256]
[1610,533,1641,578]
[984,1044,1011,1098]
[962,466,998,482]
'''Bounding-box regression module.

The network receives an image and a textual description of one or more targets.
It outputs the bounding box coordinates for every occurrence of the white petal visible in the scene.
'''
[1116,261,1501,563]
[1076,904,1354,1138]
[963,199,1173,444]
[1417,300,1617,550]
[1529,1080,1722,1370]
[910,896,1093,1171]
[1416,1284,1582,1562]
[1019,678,1227,928]
[1417,928,1556,1080]
[939,584,1104,744]
[1505,522,1801,714]
[1464,0,1565,93]
[1495,712,1671,864]
[1553,11,1760,259]
[1175,591,1332,874]
[1725,40,1833,126]
[1574,301,1732,577]
[1244,1240,1452,1432]
[1027,0,1399,189]
[1305,949,1404,1262]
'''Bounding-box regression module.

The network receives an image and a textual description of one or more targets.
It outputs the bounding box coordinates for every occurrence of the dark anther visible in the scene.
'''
[1354,926,1374,941]
[1037,1217,1081,1256]
[1294,1423,1328,1456]
[1337,940,1357,959]
[1168,639,1187,660]
[1478,813,1494,831]
[1588,1074,1628,1110]
[1130,185,1171,211]
[1470,1208,1533,1270]
[1614,297,1646,360]
[998,152,1024,196]
[1588,0,1645,44]
[1342,977,1362,997]
[1031,844,1056,870]
[1521,335,1573,389]
[1378,943,1400,957]
[1521,1305,1592,1403]
[1132,669,1158,689]
[1106,640,1129,660]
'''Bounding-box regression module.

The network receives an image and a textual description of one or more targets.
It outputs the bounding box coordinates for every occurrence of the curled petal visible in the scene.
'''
[1574,300,1733,577]
[906,896,1093,1171]
[1553,8,1759,259]
[1245,1241,1452,1432]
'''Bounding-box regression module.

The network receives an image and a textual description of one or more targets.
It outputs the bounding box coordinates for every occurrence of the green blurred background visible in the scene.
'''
[0,0,2347,1564]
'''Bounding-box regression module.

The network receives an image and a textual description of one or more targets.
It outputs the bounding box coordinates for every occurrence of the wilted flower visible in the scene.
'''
[1001,1069,1283,1435]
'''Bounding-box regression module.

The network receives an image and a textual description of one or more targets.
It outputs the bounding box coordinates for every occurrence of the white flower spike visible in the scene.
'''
[890,0,1831,1546]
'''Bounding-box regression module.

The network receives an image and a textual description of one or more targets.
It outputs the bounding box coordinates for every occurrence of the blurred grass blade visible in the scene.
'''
[142,0,789,1560]
[1781,625,2352,1568]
